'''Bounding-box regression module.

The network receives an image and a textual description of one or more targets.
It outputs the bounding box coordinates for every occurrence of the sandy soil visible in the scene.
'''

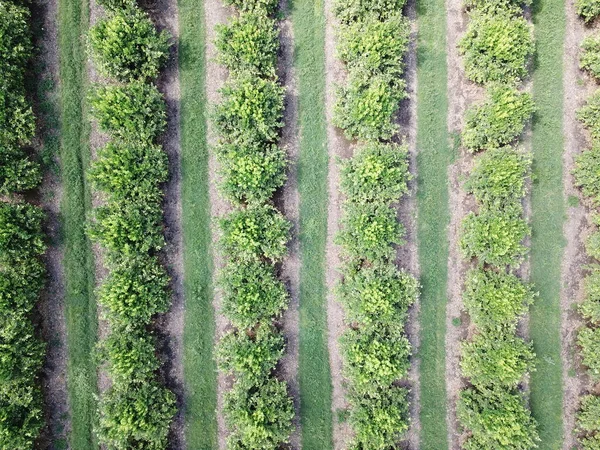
[203,0,234,446]
[32,0,71,447]
[277,2,302,448]
[398,0,421,446]
[323,0,354,446]
[561,3,597,447]
[146,0,187,447]
[444,0,484,446]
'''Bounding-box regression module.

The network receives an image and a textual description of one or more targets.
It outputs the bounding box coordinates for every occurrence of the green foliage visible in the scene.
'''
[347,386,409,450]
[97,381,176,450]
[463,0,530,15]
[460,211,530,268]
[457,388,539,449]
[0,146,41,193]
[89,8,170,82]
[341,325,411,393]
[462,86,535,152]
[339,262,418,327]
[334,0,407,23]
[224,377,294,450]
[217,323,284,384]
[580,268,600,323]
[89,82,166,142]
[98,255,170,326]
[216,13,279,76]
[215,72,285,144]
[577,395,600,449]
[587,229,600,260]
[0,204,46,262]
[96,0,138,11]
[335,70,406,141]
[581,35,600,81]
[337,14,410,78]
[340,142,410,205]
[461,332,534,389]
[224,0,279,15]
[216,140,287,204]
[459,11,534,84]
[578,326,600,380]
[465,147,531,211]
[220,204,290,262]
[577,90,600,142]
[220,260,288,329]
[574,144,600,206]
[338,202,405,262]
[463,268,535,332]
[576,0,600,23]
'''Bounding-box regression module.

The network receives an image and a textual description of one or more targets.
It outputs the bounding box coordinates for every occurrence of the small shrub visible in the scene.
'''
[465,147,531,211]
[89,8,170,81]
[462,86,535,152]
[224,0,279,15]
[0,145,41,193]
[464,0,530,14]
[581,35,600,81]
[89,82,167,142]
[338,262,418,327]
[215,73,285,144]
[0,204,46,263]
[220,204,290,262]
[224,377,294,450]
[220,260,288,329]
[335,70,406,141]
[0,3,32,80]
[217,323,284,384]
[337,14,409,78]
[341,325,411,393]
[460,211,530,268]
[216,140,287,204]
[574,144,600,206]
[337,202,405,262]
[463,268,535,332]
[96,0,138,11]
[340,142,410,205]
[578,326,600,380]
[97,381,176,450]
[347,386,409,450]
[587,228,600,260]
[457,388,539,450]
[459,12,534,84]
[580,268,600,323]
[577,0,600,23]
[578,395,600,449]
[578,90,600,143]
[216,13,278,76]
[461,332,534,389]
[334,0,407,23]
[0,385,43,450]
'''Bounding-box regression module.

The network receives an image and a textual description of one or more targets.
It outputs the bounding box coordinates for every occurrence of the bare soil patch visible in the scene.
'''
[560,3,598,447]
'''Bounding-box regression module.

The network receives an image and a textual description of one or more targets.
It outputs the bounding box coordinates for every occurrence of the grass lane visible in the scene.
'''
[57,0,99,447]
[530,0,566,445]
[178,0,218,447]
[415,0,452,445]
[291,0,333,447]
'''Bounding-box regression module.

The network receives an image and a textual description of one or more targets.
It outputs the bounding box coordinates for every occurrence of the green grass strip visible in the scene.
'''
[415,0,452,445]
[178,0,218,447]
[530,0,566,446]
[57,0,99,448]
[291,0,333,447]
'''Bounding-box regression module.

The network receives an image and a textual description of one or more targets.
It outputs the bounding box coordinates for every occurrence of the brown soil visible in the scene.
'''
[32,0,71,446]
[204,0,234,446]
[323,0,353,447]
[278,3,302,448]
[444,0,483,446]
[148,0,186,447]
[560,3,597,447]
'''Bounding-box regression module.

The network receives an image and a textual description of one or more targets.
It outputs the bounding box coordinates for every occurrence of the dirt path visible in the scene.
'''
[399,0,421,446]
[149,0,186,447]
[278,3,302,447]
[32,0,71,446]
[322,0,353,446]
[204,0,232,446]
[561,3,595,447]
[444,0,484,446]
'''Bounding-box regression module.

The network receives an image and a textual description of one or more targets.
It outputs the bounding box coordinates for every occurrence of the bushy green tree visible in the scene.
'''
[577,0,600,23]
[89,8,170,81]
[577,395,600,449]
[334,0,407,23]
[459,11,534,84]
[340,142,410,205]
[464,0,530,14]
[580,268,600,323]
[463,268,535,332]
[89,82,167,142]
[462,86,535,152]
[578,90,600,141]
[581,35,600,81]
[579,326,600,380]
[574,144,600,206]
